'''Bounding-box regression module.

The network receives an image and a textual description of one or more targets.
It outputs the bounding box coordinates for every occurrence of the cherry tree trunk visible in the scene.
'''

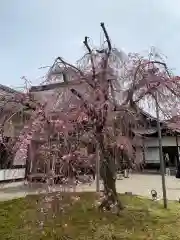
[97,133,123,213]
[99,153,123,213]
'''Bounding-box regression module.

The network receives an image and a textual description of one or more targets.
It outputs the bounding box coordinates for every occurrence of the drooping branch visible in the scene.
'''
[123,57,179,107]
[83,36,96,84]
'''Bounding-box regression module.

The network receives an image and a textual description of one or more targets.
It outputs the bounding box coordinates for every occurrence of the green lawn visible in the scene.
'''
[0,192,180,239]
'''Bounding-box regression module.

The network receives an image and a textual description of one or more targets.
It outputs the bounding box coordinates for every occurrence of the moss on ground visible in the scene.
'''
[0,192,180,239]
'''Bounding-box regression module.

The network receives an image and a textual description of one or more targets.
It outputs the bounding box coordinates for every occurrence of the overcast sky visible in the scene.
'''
[0,0,179,88]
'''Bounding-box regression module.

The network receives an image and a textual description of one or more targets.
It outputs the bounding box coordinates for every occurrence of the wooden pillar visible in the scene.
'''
[142,136,146,163]
[175,133,179,167]
[26,140,36,178]
[25,144,30,179]
[96,143,100,192]
[155,92,167,209]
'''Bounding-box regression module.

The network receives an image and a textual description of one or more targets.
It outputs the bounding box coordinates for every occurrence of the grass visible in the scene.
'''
[0,192,180,239]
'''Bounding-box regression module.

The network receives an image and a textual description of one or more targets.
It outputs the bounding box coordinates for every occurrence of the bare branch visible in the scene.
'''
[100,22,112,56]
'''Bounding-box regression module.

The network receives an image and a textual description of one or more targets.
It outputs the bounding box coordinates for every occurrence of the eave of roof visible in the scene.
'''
[133,128,157,136]
[0,84,20,95]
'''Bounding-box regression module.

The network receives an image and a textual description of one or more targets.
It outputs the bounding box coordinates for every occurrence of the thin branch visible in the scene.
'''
[151,60,171,77]
[70,88,84,101]
[56,57,84,76]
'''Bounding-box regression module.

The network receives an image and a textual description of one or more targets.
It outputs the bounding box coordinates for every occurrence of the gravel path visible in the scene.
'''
[0,174,180,201]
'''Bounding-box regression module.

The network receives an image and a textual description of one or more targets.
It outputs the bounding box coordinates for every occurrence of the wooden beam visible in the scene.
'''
[30,80,85,92]
[176,134,179,166]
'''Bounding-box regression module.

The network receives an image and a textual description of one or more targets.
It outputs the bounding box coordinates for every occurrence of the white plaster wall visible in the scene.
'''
[144,136,180,147]
[0,169,25,181]
[144,147,159,163]
[0,170,5,181]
